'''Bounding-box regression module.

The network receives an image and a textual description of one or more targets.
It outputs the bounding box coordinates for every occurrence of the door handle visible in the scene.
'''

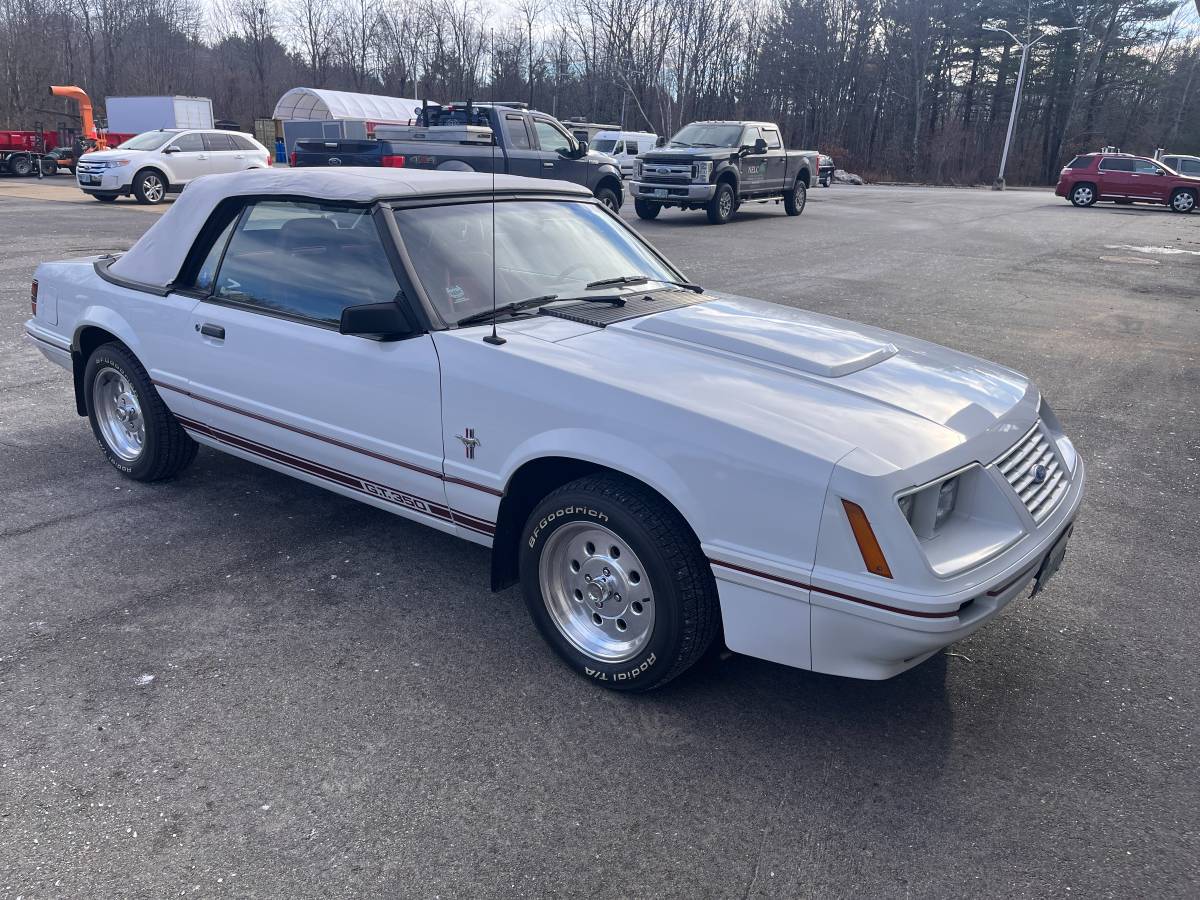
[543,161,555,168]
[199,323,225,339]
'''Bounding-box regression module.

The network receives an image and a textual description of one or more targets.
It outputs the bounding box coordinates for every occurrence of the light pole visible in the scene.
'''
[984,20,1080,190]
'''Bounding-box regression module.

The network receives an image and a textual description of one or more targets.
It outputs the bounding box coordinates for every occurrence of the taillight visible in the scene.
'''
[265,153,273,167]
[381,155,406,168]
[289,151,296,167]
[31,278,38,315]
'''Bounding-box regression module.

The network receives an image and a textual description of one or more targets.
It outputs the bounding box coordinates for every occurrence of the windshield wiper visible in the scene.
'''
[585,274,704,293]
[669,141,694,148]
[455,293,626,328]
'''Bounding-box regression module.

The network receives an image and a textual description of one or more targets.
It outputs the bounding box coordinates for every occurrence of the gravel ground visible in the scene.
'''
[1,179,1197,898]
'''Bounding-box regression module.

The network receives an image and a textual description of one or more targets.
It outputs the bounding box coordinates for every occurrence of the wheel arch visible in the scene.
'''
[133,164,171,190]
[594,173,624,208]
[436,160,475,172]
[796,166,811,188]
[489,454,702,593]
[71,316,141,416]
[715,166,738,189]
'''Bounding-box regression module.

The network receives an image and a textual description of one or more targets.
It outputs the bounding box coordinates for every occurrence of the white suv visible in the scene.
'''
[75,129,271,204]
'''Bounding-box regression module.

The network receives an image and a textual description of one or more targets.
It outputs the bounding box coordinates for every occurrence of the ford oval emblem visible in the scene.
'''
[328,157,342,166]
[1031,464,1049,484]
[656,167,669,174]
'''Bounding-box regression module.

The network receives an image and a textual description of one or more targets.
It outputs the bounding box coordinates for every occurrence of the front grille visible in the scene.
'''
[993,422,1069,523]
[640,164,691,184]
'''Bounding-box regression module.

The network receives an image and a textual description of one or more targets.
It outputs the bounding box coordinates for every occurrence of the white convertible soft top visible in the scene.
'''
[109,167,591,289]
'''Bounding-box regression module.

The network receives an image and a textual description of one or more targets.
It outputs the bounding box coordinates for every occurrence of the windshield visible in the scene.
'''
[118,130,182,151]
[669,123,744,148]
[394,200,681,326]
[593,139,618,153]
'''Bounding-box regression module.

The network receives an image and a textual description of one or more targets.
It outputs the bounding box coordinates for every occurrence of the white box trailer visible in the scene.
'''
[104,96,214,134]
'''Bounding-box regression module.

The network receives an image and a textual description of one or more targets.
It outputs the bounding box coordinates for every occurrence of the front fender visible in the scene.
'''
[502,428,702,535]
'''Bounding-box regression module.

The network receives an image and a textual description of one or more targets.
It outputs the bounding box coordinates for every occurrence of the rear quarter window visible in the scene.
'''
[1065,156,1091,169]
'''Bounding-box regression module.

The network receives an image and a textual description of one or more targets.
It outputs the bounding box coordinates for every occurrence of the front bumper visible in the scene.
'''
[628,179,716,203]
[709,457,1086,680]
[76,169,127,194]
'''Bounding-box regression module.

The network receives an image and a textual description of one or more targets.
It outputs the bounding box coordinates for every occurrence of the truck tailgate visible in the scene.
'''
[292,140,381,167]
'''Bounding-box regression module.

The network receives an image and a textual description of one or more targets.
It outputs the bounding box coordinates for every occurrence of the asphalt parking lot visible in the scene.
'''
[2,177,1197,898]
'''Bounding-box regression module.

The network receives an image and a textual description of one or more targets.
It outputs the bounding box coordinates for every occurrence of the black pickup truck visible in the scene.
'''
[628,121,819,224]
[290,103,626,210]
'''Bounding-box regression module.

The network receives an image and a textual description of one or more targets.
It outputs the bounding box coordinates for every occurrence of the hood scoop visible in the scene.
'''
[630,297,899,377]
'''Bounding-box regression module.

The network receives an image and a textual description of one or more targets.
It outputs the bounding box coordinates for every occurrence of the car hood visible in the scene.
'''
[81,148,151,162]
[502,292,1035,472]
[639,147,733,165]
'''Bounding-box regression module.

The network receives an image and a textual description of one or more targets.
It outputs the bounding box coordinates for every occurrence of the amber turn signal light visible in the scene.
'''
[842,499,893,578]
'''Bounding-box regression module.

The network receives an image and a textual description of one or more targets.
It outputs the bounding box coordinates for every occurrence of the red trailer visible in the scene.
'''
[0,130,61,176]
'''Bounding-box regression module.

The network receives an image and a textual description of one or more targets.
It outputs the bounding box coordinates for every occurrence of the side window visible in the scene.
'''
[203,132,237,152]
[533,119,572,154]
[212,201,401,326]
[1133,159,1163,175]
[762,129,782,150]
[611,141,624,155]
[742,126,762,147]
[504,115,531,149]
[626,141,640,155]
[1098,158,1134,172]
[190,216,237,293]
[169,132,205,152]
[231,134,258,151]
[1183,160,1200,175]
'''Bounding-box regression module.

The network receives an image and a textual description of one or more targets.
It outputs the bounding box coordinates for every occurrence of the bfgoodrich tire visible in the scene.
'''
[84,342,197,481]
[634,198,661,220]
[519,473,720,692]
[1070,182,1097,207]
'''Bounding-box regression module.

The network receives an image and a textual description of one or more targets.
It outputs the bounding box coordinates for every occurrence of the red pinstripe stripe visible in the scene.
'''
[177,414,494,536]
[707,558,963,620]
[155,380,503,497]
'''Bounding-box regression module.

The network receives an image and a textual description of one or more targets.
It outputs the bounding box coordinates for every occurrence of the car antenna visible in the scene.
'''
[483,28,506,346]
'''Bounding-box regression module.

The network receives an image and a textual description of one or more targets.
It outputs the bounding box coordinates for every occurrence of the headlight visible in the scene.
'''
[632,160,642,179]
[692,161,713,182]
[898,472,962,538]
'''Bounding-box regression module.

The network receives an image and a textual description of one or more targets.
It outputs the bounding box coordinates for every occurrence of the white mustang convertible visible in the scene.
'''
[26,168,1084,691]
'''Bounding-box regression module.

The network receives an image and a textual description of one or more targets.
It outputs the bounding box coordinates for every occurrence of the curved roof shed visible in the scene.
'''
[272,88,425,124]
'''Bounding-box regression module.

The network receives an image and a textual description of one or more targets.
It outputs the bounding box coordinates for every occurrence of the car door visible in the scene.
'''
[162,131,208,182]
[739,126,768,193]
[500,113,543,179]
[532,116,588,185]
[1096,157,1135,198]
[759,126,787,192]
[176,198,454,534]
[1131,158,1171,201]
[201,132,244,174]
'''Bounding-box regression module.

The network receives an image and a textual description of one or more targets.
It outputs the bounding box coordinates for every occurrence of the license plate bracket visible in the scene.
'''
[1032,523,1073,595]
[653,188,668,197]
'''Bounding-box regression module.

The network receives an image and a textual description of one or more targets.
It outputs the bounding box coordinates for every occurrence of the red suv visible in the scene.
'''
[1055,152,1199,213]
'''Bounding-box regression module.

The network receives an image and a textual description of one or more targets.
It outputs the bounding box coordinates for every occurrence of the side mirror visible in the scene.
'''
[339,301,416,339]
[754,138,769,154]
[655,136,666,147]
[163,145,180,154]
[577,139,589,157]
